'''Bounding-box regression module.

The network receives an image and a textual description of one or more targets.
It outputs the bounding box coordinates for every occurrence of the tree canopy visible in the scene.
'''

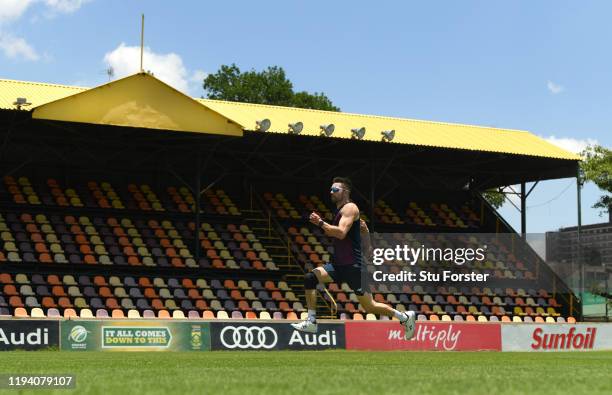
[202,64,340,111]
[482,189,505,209]
[580,145,612,216]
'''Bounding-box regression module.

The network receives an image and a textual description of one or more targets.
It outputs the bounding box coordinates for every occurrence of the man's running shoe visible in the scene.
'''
[291,320,318,333]
[401,311,416,340]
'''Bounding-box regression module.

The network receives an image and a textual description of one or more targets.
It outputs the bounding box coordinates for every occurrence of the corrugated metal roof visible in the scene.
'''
[0,77,580,160]
[197,98,580,160]
[0,78,87,109]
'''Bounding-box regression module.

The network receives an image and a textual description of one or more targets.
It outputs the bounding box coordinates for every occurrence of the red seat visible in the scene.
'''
[230,290,245,300]
[182,279,196,289]
[188,289,203,300]
[224,280,237,289]
[144,288,158,298]
[139,277,152,287]
[9,296,24,307]
[3,285,18,296]
[0,274,13,284]
[94,276,108,286]
[271,291,285,301]
[42,297,57,308]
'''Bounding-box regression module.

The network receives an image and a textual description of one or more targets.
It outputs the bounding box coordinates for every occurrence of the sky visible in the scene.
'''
[0,0,610,233]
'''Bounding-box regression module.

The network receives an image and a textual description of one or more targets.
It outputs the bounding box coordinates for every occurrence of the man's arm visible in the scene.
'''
[360,219,373,257]
[316,204,358,240]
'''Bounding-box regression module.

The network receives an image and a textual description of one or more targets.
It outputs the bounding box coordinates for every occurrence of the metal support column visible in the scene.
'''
[370,163,375,233]
[576,168,583,317]
[194,150,201,263]
[520,181,527,239]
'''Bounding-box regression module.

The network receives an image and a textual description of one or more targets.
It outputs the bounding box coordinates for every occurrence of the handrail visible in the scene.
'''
[248,182,336,317]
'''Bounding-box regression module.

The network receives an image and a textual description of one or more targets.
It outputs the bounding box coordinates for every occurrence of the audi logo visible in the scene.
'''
[220,326,278,349]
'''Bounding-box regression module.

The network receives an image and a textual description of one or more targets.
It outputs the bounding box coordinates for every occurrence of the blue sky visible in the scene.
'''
[0,0,610,232]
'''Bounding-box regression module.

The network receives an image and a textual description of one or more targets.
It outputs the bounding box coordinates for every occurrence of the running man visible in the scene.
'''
[291,177,416,339]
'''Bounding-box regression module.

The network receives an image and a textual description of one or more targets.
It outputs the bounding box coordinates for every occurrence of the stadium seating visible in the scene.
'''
[0,272,305,318]
[0,209,277,270]
[0,175,574,322]
[259,188,570,322]
[1,176,241,215]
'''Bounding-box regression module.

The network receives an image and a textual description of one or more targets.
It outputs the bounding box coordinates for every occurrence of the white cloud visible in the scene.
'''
[43,0,90,15]
[189,69,207,96]
[190,69,207,83]
[0,0,37,60]
[0,0,35,24]
[0,32,39,60]
[104,43,206,96]
[547,80,564,94]
[0,0,90,61]
[543,135,599,154]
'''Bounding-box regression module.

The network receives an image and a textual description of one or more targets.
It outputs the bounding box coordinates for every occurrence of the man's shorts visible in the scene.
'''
[323,262,364,295]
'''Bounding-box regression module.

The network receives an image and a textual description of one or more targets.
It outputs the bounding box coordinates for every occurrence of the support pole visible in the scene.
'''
[370,163,375,233]
[195,150,201,263]
[520,181,526,239]
[605,266,609,322]
[576,168,583,318]
[140,14,145,72]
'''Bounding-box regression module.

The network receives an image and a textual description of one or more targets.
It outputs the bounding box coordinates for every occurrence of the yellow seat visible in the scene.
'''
[127,309,141,318]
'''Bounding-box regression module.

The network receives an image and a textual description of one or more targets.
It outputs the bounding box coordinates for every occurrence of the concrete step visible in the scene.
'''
[256,236,283,242]
[266,245,288,250]
[241,209,263,214]
[245,218,268,223]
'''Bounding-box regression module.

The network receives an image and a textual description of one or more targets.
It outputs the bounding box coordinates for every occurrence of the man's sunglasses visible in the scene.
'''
[330,187,343,193]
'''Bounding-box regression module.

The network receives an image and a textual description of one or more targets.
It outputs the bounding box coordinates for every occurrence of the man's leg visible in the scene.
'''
[357,293,416,339]
[291,265,333,332]
[305,266,333,309]
[357,293,403,318]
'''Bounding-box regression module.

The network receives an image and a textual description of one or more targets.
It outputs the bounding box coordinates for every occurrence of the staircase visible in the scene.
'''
[241,204,335,318]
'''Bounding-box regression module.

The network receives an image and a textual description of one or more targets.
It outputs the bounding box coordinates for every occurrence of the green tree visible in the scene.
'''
[482,189,505,209]
[292,91,340,112]
[203,63,340,111]
[580,145,612,216]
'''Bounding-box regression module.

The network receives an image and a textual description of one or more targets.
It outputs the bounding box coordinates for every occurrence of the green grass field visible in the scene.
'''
[0,351,611,395]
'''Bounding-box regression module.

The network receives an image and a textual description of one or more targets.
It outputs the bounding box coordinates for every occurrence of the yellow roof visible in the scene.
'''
[0,76,580,160]
[0,78,87,109]
[31,73,243,136]
[198,99,580,160]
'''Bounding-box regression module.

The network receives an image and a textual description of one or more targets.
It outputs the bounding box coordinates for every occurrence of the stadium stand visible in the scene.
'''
[0,174,573,322]
[0,75,581,323]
